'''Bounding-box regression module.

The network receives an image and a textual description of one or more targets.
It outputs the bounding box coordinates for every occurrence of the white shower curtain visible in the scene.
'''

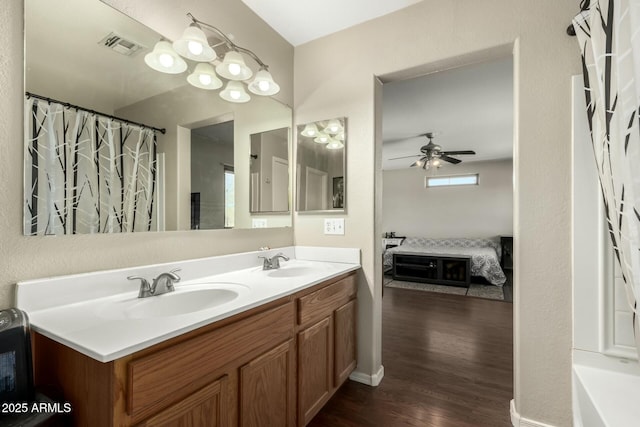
[24,97,158,235]
[573,0,640,349]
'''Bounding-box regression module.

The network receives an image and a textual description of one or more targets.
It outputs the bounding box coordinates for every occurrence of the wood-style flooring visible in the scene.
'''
[308,287,513,427]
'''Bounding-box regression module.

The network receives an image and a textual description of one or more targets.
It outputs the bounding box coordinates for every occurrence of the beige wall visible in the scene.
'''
[0,1,293,307]
[294,1,580,426]
[383,159,513,238]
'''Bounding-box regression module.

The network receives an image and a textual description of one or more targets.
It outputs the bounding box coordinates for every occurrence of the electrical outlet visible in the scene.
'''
[324,218,345,235]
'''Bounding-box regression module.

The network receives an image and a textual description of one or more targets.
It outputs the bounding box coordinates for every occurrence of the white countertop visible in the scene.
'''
[16,246,360,362]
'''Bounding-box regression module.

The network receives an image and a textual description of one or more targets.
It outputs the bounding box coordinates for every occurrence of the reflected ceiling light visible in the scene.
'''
[220,81,250,103]
[324,119,342,135]
[248,68,280,96]
[144,41,187,74]
[314,132,331,144]
[301,123,319,137]
[216,51,253,81]
[173,25,217,61]
[187,63,223,90]
[326,140,344,150]
[335,131,345,141]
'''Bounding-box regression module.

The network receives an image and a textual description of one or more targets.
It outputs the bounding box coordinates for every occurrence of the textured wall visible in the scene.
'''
[382,159,513,238]
[293,0,581,425]
[0,1,294,308]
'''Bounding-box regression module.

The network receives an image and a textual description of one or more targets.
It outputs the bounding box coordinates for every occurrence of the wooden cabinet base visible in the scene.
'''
[32,272,358,427]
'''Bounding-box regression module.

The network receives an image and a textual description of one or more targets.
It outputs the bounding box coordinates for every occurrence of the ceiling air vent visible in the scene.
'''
[98,32,144,56]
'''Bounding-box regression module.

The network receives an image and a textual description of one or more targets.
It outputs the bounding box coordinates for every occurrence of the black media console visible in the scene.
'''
[392,252,471,287]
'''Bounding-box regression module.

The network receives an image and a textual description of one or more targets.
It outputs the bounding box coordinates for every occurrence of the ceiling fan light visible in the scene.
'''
[216,51,253,81]
[301,123,319,137]
[187,63,222,90]
[173,25,217,62]
[248,69,280,96]
[219,81,250,103]
[144,41,187,74]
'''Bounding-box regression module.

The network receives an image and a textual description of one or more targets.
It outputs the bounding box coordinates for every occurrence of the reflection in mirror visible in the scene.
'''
[23,0,292,235]
[191,121,235,230]
[250,128,290,214]
[296,118,346,212]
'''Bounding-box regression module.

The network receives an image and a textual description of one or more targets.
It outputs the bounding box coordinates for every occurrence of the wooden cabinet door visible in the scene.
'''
[135,376,228,427]
[297,316,331,426]
[240,340,295,427]
[333,299,357,386]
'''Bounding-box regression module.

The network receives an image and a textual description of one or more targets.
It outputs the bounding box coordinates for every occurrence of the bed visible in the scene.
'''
[383,237,507,286]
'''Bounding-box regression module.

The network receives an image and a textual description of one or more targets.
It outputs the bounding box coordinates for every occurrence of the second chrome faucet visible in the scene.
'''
[259,253,290,270]
[128,269,181,298]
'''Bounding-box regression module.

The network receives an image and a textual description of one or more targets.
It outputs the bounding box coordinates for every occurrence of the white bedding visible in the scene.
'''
[383,237,507,286]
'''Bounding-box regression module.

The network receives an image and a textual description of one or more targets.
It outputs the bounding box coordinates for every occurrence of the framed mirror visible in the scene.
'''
[296,118,346,213]
[23,0,292,235]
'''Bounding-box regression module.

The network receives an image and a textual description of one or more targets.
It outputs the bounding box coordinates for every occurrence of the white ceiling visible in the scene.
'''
[241,0,422,46]
[382,58,514,170]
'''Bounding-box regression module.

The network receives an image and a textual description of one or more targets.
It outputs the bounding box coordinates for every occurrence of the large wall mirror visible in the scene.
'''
[296,118,346,213]
[23,0,292,235]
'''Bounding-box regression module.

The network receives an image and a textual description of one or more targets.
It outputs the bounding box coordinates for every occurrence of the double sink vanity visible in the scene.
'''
[16,246,360,426]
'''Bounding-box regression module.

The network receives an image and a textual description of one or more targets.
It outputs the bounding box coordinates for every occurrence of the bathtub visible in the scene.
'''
[573,353,640,427]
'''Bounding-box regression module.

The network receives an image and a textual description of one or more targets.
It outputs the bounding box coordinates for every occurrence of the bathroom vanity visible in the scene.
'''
[16,247,360,426]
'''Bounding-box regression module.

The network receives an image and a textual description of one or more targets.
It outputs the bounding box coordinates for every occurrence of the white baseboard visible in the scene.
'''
[510,400,557,427]
[349,365,384,386]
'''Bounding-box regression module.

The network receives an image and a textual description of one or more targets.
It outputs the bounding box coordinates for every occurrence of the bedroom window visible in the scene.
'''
[425,174,479,188]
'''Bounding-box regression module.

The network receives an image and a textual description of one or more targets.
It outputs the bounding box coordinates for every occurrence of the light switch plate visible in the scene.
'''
[252,218,268,228]
[324,218,345,235]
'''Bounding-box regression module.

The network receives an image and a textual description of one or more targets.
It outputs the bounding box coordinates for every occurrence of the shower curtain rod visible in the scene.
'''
[566,0,591,36]
[25,92,166,134]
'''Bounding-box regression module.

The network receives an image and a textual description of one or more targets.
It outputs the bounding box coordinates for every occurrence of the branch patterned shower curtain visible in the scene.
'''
[24,97,158,235]
[573,0,640,350]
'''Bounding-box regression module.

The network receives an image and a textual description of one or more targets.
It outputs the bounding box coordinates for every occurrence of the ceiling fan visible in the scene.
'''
[389,132,476,169]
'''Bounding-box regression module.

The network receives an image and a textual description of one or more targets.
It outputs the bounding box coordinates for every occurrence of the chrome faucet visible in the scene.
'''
[127,269,181,298]
[259,253,290,270]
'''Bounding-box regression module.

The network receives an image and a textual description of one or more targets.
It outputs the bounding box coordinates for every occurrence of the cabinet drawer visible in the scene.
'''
[127,302,294,421]
[298,275,356,327]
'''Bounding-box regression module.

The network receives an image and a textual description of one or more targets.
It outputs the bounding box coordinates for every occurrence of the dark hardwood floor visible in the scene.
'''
[308,287,513,427]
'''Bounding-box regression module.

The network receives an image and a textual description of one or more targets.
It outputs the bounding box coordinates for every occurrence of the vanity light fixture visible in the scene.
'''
[220,81,250,103]
[187,63,223,90]
[145,13,280,103]
[144,40,187,74]
[326,140,344,150]
[314,132,331,144]
[300,123,319,137]
[324,119,343,135]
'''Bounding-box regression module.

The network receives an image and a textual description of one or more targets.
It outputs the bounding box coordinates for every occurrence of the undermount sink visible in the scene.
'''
[97,283,247,319]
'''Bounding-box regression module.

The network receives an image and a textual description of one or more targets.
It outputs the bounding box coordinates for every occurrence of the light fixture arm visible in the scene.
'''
[187,13,269,70]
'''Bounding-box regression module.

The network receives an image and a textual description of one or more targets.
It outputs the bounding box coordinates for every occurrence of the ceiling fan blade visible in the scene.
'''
[442,150,476,155]
[389,154,422,160]
[440,155,462,164]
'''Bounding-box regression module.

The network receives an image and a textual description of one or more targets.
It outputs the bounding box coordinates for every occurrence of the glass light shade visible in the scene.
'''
[314,132,331,144]
[173,25,217,62]
[335,131,345,141]
[431,158,442,167]
[326,140,344,150]
[248,69,280,96]
[300,123,319,137]
[187,63,222,90]
[216,51,253,81]
[323,119,342,135]
[219,81,250,103]
[144,41,187,74]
